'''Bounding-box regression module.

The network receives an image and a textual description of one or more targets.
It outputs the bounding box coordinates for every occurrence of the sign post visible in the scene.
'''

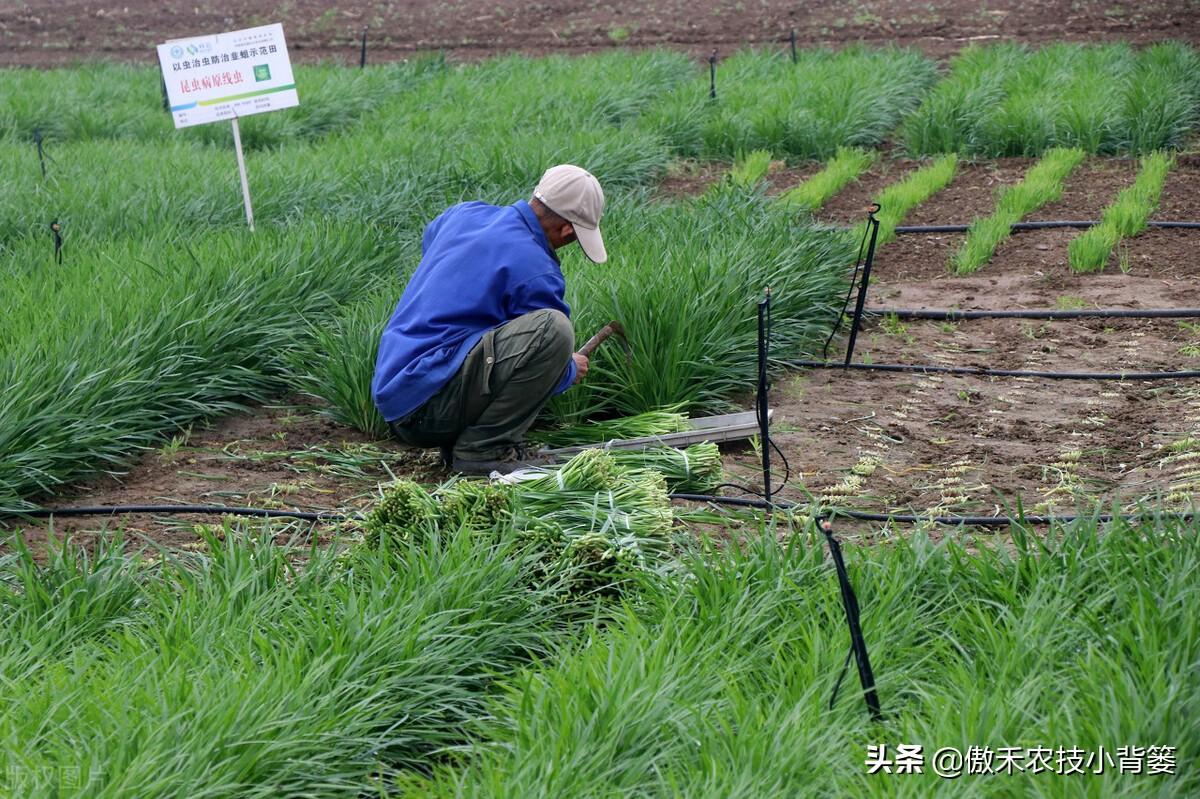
[230,116,255,231]
[156,23,299,231]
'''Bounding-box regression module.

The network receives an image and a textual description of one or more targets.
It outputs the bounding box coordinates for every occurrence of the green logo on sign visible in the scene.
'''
[253,64,271,82]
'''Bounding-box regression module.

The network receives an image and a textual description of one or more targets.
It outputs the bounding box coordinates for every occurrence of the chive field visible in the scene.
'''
[903,42,1200,156]
[3,42,1198,504]
[2,516,1195,796]
[3,40,1200,796]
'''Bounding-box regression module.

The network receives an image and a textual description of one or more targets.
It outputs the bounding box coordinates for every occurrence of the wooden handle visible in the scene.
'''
[578,321,622,358]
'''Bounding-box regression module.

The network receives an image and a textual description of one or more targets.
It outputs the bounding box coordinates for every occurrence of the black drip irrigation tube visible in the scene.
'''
[820,205,1200,381]
[13,504,350,522]
[789,360,1200,381]
[894,220,1200,234]
[668,494,1198,526]
[14,497,1199,529]
[867,307,1200,321]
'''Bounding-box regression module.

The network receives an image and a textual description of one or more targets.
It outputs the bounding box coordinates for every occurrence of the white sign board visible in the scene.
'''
[157,23,299,129]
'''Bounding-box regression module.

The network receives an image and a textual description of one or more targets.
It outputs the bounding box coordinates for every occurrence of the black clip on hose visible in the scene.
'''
[50,220,63,264]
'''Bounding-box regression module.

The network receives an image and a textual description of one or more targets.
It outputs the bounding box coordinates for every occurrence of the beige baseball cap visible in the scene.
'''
[533,164,607,263]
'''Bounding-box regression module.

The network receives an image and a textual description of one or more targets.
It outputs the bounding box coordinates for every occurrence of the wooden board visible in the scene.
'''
[540,410,772,456]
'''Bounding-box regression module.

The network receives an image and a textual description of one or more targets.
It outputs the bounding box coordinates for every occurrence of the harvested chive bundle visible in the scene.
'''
[531,407,691,448]
[606,443,723,494]
[362,449,678,594]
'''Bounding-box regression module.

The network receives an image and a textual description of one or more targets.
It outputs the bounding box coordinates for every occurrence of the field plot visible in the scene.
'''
[2,35,1200,797]
[755,147,1200,516]
[2,40,1199,527]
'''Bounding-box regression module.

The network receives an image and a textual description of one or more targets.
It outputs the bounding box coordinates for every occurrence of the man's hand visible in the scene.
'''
[572,352,589,384]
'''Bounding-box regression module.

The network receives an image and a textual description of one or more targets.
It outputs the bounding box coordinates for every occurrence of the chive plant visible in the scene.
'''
[0,61,442,146]
[431,519,1200,797]
[0,526,574,795]
[552,190,854,422]
[851,154,958,246]
[0,224,412,512]
[778,146,878,212]
[644,46,937,161]
[951,147,1086,274]
[1068,151,1175,272]
[902,41,1200,156]
[0,53,693,246]
[292,288,398,440]
[727,149,773,187]
[900,43,1027,155]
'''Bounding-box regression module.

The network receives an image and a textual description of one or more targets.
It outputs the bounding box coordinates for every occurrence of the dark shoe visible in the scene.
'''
[439,446,454,468]
[451,446,555,476]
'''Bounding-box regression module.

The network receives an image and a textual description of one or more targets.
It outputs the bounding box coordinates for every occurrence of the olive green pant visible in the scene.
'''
[388,309,574,461]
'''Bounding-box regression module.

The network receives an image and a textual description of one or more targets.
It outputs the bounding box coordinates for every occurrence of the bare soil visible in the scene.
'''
[728,154,1200,526]
[7,399,424,555]
[1,1,1197,67]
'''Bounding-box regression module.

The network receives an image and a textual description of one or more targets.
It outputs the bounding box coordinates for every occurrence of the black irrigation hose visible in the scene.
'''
[894,220,1200,234]
[13,498,1199,529]
[789,359,1200,381]
[821,518,882,722]
[820,219,871,360]
[667,494,1199,526]
[11,505,353,522]
[867,307,1200,321]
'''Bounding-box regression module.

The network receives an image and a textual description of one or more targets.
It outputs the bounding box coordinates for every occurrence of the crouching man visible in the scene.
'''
[372,164,607,475]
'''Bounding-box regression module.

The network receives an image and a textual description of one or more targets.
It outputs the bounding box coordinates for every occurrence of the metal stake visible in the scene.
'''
[709,49,718,100]
[844,204,881,365]
[50,220,62,264]
[757,289,772,504]
[822,519,883,721]
[34,127,46,179]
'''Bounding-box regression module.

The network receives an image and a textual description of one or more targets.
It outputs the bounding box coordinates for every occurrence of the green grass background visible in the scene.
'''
[1,516,1195,796]
[1,42,1199,797]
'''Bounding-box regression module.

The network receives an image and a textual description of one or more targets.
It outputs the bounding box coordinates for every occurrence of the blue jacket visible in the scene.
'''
[372,200,576,423]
